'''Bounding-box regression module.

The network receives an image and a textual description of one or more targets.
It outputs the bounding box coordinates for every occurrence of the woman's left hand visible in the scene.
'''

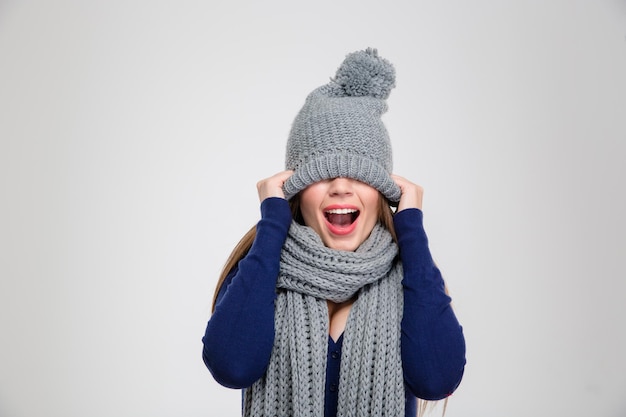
[391,174,424,212]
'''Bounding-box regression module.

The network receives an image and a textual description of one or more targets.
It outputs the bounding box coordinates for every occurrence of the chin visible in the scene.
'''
[328,242,358,252]
[322,235,366,252]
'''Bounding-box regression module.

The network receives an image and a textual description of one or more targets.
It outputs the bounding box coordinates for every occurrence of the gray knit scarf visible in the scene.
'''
[243,221,405,417]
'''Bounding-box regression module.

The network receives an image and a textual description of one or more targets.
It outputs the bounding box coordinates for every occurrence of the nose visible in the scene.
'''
[328,177,354,197]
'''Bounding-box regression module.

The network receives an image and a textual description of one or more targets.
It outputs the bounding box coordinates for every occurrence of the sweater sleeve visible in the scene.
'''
[395,208,466,400]
[202,197,292,389]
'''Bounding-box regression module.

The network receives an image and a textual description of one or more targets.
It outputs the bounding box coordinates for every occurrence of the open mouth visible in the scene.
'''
[324,208,360,228]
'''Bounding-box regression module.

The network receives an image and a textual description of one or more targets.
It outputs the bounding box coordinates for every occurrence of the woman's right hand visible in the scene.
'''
[256,170,294,202]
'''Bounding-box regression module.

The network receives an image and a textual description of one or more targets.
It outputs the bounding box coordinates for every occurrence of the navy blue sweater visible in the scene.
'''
[203,197,465,417]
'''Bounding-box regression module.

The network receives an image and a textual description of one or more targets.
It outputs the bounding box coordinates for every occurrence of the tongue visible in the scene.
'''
[327,213,353,227]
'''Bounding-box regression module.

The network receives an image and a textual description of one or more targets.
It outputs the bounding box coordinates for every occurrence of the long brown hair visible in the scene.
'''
[211,194,396,312]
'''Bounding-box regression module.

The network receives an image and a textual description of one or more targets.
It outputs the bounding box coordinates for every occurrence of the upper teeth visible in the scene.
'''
[326,208,357,214]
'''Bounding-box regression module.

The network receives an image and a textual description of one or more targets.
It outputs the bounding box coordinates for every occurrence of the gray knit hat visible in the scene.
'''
[283,48,402,203]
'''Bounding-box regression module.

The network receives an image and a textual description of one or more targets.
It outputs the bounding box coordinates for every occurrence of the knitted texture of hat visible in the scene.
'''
[283,48,402,203]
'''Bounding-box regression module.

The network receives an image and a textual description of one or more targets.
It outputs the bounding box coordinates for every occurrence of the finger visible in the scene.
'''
[273,170,294,182]
[257,170,294,201]
[391,174,424,211]
[391,174,411,188]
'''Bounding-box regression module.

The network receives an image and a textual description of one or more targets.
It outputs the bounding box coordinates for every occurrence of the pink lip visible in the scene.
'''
[323,204,359,211]
[323,204,359,236]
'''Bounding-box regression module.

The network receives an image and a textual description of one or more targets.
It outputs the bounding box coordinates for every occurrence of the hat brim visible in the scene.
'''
[283,152,401,203]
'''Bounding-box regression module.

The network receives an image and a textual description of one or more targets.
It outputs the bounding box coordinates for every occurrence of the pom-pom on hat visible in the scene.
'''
[283,48,402,203]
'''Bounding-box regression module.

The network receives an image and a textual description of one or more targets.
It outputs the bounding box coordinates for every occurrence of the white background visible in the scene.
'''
[1,1,625,416]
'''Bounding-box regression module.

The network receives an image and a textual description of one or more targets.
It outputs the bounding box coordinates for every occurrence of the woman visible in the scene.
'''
[202,48,466,417]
